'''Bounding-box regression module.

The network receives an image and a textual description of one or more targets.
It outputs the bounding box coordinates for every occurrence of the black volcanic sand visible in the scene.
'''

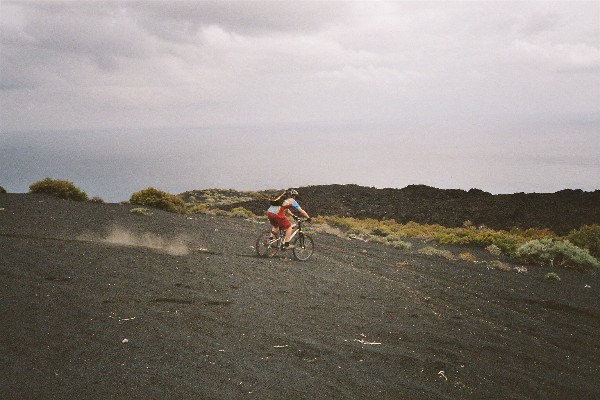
[1,194,599,399]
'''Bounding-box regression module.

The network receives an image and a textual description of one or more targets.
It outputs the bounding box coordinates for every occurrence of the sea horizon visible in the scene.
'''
[1,123,599,203]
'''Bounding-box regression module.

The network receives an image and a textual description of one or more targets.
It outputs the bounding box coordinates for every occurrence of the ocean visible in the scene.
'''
[1,123,599,202]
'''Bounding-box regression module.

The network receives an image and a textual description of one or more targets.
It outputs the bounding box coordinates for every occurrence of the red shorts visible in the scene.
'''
[267,212,291,230]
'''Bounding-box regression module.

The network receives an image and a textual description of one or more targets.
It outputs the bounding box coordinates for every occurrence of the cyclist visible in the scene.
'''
[267,189,311,250]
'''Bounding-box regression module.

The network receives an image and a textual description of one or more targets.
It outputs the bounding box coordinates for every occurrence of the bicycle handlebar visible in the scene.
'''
[293,215,311,222]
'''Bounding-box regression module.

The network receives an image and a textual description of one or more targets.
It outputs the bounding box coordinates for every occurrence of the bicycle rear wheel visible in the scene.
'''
[256,231,280,258]
[292,234,314,261]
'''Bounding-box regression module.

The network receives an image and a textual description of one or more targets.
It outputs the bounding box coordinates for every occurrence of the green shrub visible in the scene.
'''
[129,187,186,214]
[29,178,89,201]
[485,244,502,255]
[545,272,561,281]
[190,204,211,214]
[516,238,600,270]
[459,252,477,262]
[418,246,455,260]
[567,225,600,259]
[312,215,552,255]
[130,207,152,216]
[90,196,105,203]
[229,207,256,219]
[0,186,6,194]
[367,235,388,244]
[392,239,412,251]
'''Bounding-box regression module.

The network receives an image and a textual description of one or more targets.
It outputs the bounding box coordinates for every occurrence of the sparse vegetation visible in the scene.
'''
[190,204,212,214]
[485,244,502,255]
[312,215,555,255]
[367,235,388,244]
[310,215,600,270]
[418,246,455,260]
[180,188,259,208]
[189,203,258,219]
[392,239,412,251]
[545,272,561,281]
[489,260,512,272]
[229,207,257,219]
[129,187,186,214]
[459,252,477,262]
[29,178,89,201]
[130,207,152,216]
[516,238,600,270]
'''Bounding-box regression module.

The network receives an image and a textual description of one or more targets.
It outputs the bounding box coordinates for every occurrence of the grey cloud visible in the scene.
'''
[1,1,161,91]
[132,0,352,35]
[0,0,598,133]
[23,8,154,61]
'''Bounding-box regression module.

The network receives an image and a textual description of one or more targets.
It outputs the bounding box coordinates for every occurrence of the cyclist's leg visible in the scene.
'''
[283,225,293,244]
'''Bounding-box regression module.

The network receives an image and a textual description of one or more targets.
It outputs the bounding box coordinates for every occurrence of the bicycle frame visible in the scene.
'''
[276,219,304,249]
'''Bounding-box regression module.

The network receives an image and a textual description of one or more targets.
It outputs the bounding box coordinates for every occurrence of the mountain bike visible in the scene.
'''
[255,216,314,261]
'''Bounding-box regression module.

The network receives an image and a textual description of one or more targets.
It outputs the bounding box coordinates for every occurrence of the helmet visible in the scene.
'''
[287,188,299,199]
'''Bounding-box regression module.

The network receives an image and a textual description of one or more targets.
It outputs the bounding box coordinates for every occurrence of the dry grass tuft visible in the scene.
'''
[459,252,477,262]
[418,246,455,260]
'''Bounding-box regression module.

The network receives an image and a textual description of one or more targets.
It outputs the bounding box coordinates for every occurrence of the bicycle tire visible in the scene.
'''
[255,231,280,258]
[292,233,314,261]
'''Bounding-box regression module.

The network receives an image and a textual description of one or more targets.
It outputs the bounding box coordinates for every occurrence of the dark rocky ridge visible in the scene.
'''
[206,184,600,235]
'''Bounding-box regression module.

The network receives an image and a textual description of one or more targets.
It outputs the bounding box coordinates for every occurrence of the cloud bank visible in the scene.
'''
[1,1,598,132]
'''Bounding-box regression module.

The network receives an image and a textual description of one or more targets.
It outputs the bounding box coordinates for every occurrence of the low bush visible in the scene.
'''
[310,215,600,269]
[392,239,412,251]
[312,215,553,255]
[0,186,6,194]
[190,204,211,214]
[367,235,388,244]
[229,207,257,219]
[129,187,186,214]
[90,196,105,203]
[418,246,455,260]
[516,238,600,270]
[488,260,512,272]
[545,272,561,281]
[29,178,89,201]
[459,252,477,262]
[130,207,152,216]
[485,244,502,255]
[567,225,600,260]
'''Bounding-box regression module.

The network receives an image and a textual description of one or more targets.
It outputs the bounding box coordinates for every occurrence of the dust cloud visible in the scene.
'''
[85,226,191,256]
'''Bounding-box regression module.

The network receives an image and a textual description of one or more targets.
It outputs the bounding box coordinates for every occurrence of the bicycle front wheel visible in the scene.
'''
[256,231,280,258]
[292,234,314,261]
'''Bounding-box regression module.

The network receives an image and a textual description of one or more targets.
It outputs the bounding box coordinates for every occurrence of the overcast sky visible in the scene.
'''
[1,0,598,134]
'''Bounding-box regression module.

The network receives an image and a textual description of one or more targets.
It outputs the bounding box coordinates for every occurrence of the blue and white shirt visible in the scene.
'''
[268,198,300,215]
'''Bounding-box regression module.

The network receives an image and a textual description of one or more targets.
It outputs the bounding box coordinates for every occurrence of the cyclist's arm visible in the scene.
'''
[295,206,310,219]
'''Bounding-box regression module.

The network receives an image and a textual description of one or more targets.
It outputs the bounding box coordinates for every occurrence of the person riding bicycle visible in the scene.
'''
[267,188,310,250]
